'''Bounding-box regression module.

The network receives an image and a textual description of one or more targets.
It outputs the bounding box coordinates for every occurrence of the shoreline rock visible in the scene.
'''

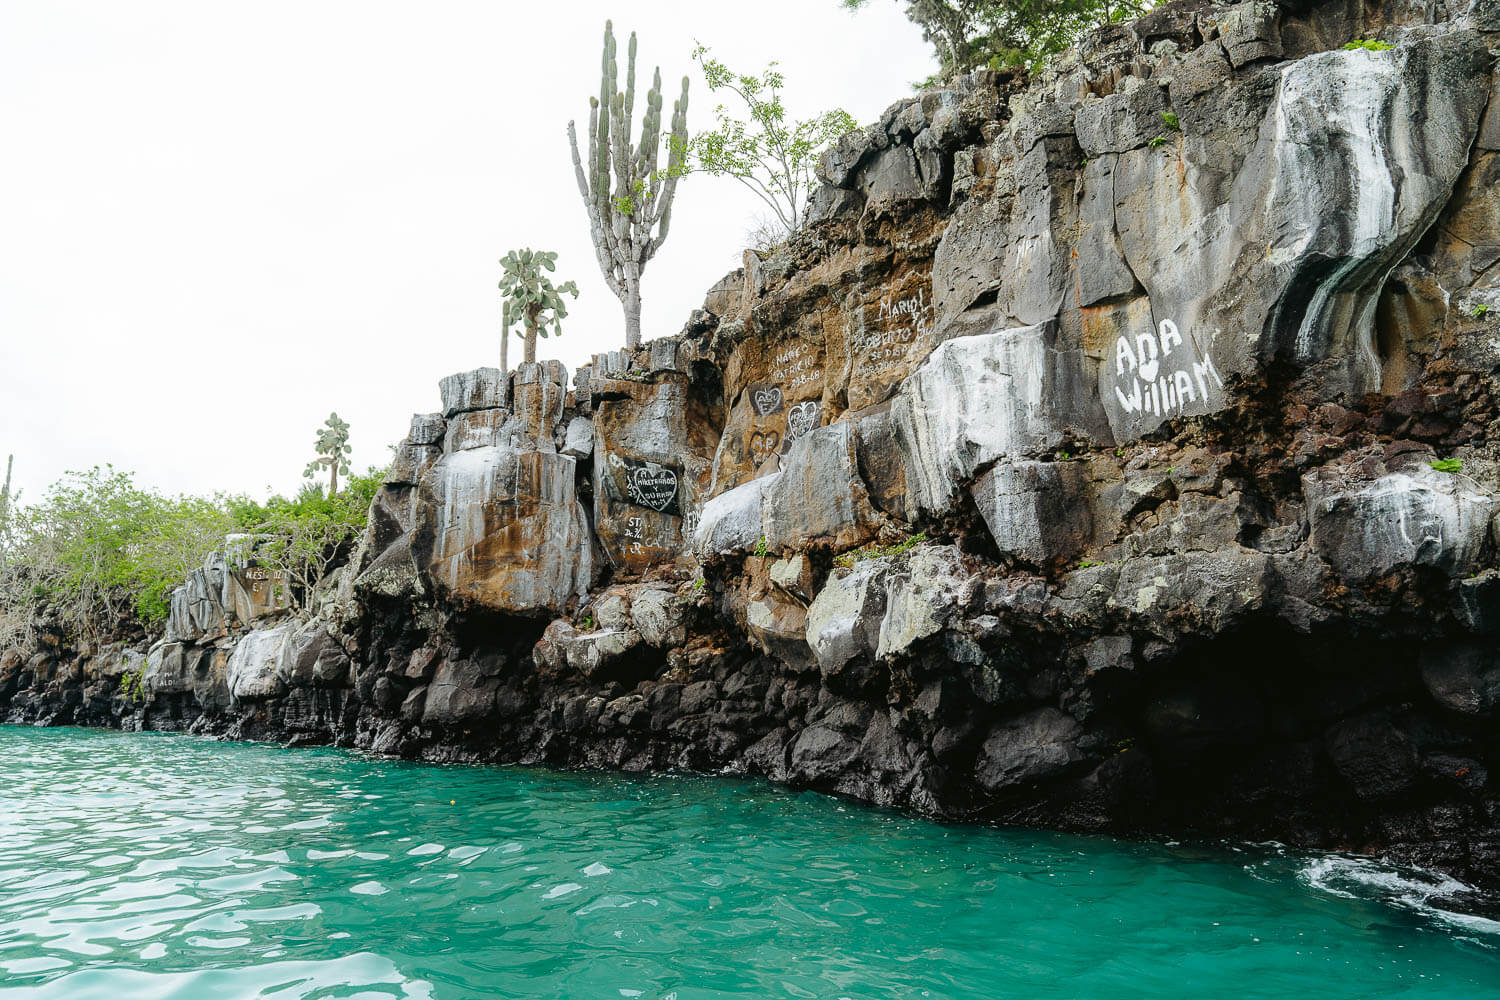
[5,0,1500,903]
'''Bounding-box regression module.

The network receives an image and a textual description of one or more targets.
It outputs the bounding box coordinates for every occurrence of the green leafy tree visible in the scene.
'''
[303,413,352,496]
[0,466,239,638]
[684,46,856,237]
[235,470,382,613]
[843,0,1152,76]
[498,249,579,367]
[0,465,385,647]
[567,20,690,350]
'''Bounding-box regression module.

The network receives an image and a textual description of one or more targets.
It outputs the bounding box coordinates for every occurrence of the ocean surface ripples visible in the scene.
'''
[0,727,1496,999]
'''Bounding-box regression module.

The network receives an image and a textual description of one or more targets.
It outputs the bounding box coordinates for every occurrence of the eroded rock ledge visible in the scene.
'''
[6,0,1500,906]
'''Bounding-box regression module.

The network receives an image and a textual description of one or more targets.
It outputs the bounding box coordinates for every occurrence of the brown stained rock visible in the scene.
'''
[845,266,938,412]
[411,447,596,615]
[511,361,568,448]
[707,242,942,498]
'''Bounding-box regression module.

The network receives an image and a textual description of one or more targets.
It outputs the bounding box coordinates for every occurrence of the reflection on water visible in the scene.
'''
[0,727,1495,999]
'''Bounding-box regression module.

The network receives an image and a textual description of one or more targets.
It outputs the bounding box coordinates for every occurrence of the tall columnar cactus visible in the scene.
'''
[567,21,689,351]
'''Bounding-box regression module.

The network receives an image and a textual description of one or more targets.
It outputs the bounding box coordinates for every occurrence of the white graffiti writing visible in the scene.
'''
[855,283,931,380]
[625,516,646,556]
[625,463,679,513]
[751,386,783,416]
[876,287,926,322]
[1112,319,1223,418]
[786,401,820,442]
[771,344,821,390]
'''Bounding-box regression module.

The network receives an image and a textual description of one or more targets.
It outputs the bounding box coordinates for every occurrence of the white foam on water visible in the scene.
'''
[1299,853,1500,941]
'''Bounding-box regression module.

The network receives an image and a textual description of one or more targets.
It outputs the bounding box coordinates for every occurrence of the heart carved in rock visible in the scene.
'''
[1138,358,1160,382]
[625,463,679,513]
[749,430,780,465]
[751,386,783,417]
[786,401,820,442]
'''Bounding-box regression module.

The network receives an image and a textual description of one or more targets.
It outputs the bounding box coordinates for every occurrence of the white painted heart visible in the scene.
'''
[1138,358,1160,382]
[751,387,783,417]
[786,401,820,441]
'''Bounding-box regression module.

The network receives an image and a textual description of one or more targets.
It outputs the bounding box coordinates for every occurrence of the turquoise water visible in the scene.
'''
[0,728,1496,999]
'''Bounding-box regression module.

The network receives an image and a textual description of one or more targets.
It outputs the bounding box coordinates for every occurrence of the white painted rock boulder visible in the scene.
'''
[228,624,295,702]
[1304,465,1498,580]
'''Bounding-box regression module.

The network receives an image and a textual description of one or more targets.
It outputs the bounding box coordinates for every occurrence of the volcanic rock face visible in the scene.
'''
[7,0,1500,903]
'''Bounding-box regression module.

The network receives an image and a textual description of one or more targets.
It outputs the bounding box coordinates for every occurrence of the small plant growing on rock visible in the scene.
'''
[1473,304,1491,319]
[754,536,769,558]
[1159,111,1180,131]
[833,531,930,569]
[1343,39,1394,51]
[1431,458,1463,474]
[578,614,595,631]
[119,667,146,705]
[1148,135,1169,149]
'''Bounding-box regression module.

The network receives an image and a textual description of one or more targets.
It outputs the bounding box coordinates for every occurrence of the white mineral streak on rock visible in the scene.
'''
[1270,49,1398,361]
[891,323,1056,516]
[693,422,877,556]
[433,447,502,577]
[1305,468,1499,579]
[415,445,594,612]
[805,559,889,676]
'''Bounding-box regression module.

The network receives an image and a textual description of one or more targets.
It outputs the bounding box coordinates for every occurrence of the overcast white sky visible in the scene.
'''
[1,1,933,505]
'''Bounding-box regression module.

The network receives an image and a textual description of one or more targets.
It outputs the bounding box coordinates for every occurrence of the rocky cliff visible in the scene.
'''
[7,0,1500,905]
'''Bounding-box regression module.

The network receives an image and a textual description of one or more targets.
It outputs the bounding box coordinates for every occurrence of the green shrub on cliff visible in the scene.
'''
[230,469,383,612]
[0,466,239,639]
[0,466,383,645]
[842,0,1156,76]
[680,46,857,238]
